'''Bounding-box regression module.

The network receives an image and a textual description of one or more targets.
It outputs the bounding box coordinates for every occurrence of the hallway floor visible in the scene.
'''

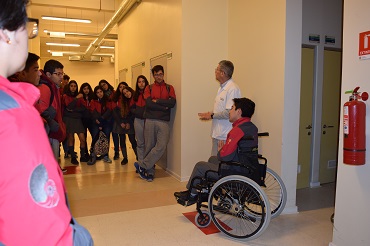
[61,148,335,246]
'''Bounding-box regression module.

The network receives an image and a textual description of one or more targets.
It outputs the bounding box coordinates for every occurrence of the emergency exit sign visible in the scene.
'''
[359,31,370,60]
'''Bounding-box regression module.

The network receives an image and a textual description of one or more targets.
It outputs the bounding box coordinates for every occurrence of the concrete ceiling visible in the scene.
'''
[28,0,118,59]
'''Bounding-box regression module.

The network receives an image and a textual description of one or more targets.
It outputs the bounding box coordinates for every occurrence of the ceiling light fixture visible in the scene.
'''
[100,46,115,49]
[43,30,118,40]
[41,16,92,24]
[46,42,80,47]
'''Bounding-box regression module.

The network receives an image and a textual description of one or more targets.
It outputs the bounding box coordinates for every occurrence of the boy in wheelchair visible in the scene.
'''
[175,97,263,206]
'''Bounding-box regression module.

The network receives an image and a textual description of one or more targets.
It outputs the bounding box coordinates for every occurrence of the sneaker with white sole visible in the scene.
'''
[134,162,150,180]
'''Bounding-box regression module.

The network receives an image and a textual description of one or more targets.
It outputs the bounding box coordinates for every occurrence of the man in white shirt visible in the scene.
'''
[198,60,241,156]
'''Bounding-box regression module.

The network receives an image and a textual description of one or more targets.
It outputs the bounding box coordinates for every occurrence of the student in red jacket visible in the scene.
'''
[88,86,115,164]
[112,82,128,161]
[134,65,176,182]
[79,82,94,157]
[62,80,89,165]
[131,75,149,166]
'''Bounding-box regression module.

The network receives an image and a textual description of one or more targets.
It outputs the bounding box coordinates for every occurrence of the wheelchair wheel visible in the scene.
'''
[195,210,211,228]
[263,168,287,218]
[208,175,271,241]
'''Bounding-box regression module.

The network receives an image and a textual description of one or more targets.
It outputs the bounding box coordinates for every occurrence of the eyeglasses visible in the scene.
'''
[53,72,64,77]
[154,73,164,77]
[27,18,39,39]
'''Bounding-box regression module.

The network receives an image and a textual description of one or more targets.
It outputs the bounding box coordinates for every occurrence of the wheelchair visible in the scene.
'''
[175,133,287,241]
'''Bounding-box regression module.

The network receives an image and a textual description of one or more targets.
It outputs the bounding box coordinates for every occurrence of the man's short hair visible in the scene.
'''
[63,74,70,81]
[219,60,234,79]
[233,98,255,118]
[44,59,64,74]
[152,65,164,75]
[24,52,40,71]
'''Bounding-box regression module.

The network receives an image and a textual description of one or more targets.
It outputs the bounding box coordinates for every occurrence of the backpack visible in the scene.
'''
[39,79,54,107]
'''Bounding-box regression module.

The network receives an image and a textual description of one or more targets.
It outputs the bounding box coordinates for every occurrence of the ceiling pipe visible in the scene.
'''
[83,0,141,59]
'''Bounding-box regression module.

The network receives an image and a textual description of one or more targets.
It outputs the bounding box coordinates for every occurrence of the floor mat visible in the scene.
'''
[183,211,221,235]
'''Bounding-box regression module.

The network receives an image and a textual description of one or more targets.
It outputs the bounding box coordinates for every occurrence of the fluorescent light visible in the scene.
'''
[51,52,64,57]
[46,42,80,47]
[42,16,92,23]
[100,46,115,49]
[50,32,66,38]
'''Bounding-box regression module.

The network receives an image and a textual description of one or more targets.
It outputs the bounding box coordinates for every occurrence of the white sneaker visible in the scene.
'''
[103,156,112,163]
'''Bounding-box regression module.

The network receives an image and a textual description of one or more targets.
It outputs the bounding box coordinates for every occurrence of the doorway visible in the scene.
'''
[297,47,342,189]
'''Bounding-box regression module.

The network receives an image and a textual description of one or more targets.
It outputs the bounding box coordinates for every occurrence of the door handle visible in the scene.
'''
[323,124,334,128]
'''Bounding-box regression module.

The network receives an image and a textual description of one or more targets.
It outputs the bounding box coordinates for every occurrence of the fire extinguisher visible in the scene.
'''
[343,87,368,165]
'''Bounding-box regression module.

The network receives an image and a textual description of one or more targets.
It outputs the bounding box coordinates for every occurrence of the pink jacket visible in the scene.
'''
[0,76,73,245]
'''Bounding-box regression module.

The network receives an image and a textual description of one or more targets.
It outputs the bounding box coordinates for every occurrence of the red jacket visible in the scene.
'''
[143,81,176,121]
[39,70,66,142]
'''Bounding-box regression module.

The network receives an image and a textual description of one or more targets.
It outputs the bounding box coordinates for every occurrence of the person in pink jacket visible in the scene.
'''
[0,0,92,245]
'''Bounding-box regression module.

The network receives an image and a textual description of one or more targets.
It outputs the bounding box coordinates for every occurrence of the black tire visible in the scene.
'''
[208,175,271,241]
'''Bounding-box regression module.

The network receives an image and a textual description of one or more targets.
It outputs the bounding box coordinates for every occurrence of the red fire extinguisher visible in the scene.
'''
[343,87,368,165]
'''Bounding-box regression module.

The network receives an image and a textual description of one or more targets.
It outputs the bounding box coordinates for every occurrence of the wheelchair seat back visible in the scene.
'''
[219,146,267,186]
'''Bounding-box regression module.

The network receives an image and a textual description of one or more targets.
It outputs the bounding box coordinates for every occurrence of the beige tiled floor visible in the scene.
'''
[62,148,334,246]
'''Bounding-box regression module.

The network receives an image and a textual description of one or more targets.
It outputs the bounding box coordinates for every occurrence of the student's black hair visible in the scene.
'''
[93,85,108,109]
[99,79,114,92]
[24,52,40,71]
[79,82,94,102]
[65,80,78,97]
[0,0,28,32]
[112,81,128,102]
[63,74,70,81]
[133,75,149,102]
[120,86,135,118]
[233,98,255,118]
[44,59,64,74]
[152,65,164,75]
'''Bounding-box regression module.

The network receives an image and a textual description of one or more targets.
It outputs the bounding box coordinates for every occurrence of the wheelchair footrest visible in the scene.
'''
[175,197,196,207]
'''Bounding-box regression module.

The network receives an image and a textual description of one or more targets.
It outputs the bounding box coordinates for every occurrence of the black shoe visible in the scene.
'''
[80,156,89,162]
[121,157,128,165]
[174,190,197,206]
[147,174,154,182]
[71,157,79,165]
[174,190,190,199]
[114,152,119,160]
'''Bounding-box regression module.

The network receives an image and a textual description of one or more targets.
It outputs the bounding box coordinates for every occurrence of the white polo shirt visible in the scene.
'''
[211,78,241,140]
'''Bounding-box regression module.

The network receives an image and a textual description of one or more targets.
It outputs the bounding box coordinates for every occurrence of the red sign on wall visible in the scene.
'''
[359,31,370,60]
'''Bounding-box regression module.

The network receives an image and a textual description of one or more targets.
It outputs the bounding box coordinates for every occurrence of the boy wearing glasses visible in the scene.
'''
[134,65,176,182]
[39,60,67,169]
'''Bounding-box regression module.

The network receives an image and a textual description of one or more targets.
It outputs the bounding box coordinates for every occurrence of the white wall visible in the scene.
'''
[181,0,228,180]
[39,56,115,89]
[228,0,301,214]
[332,0,370,245]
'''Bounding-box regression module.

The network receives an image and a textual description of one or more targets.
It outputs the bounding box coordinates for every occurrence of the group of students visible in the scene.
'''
[60,76,149,166]
[59,64,177,183]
